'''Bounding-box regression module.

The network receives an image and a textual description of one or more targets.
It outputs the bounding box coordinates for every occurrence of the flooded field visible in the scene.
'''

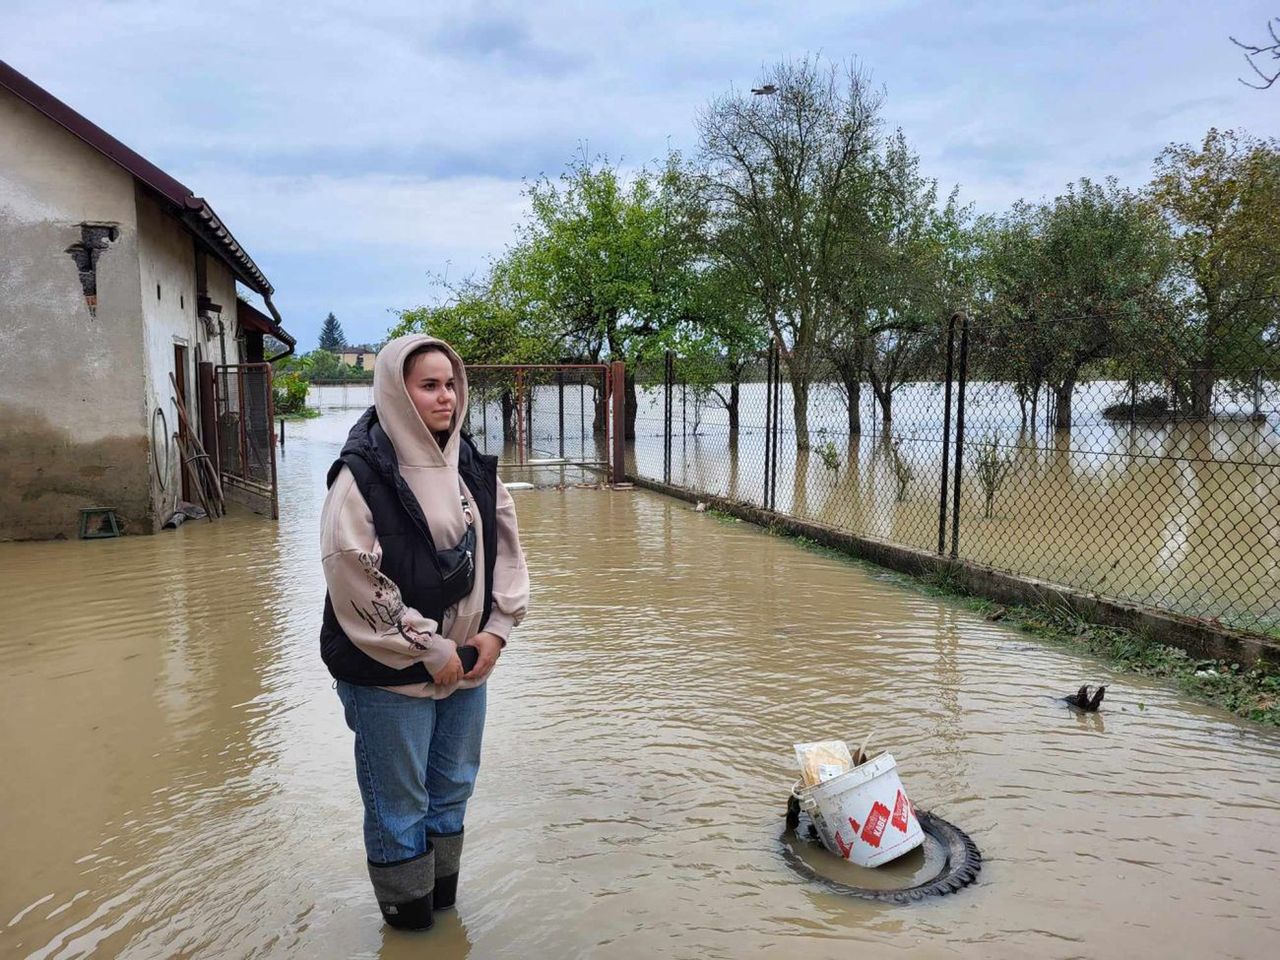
[3,409,1280,959]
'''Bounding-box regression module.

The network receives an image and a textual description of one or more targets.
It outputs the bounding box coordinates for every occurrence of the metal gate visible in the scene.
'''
[464,363,625,484]
[216,363,279,518]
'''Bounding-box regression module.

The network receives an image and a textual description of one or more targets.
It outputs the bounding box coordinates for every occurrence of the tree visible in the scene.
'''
[973,204,1058,429]
[859,134,968,426]
[974,181,1171,430]
[318,312,347,352]
[698,56,884,450]
[1151,128,1280,417]
[669,236,770,434]
[512,154,701,437]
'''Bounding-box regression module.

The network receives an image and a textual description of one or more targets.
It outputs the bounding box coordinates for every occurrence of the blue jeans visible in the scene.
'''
[336,681,487,864]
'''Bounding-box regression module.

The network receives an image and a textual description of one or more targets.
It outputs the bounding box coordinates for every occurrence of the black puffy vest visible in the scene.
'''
[320,406,499,686]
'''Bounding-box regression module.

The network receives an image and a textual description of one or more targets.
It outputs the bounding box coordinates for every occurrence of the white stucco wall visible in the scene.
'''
[136,188,203,524]
[0,84,148,539]
[210,257,243,359]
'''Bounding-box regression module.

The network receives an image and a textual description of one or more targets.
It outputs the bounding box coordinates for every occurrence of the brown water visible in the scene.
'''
[3,411,1280,959]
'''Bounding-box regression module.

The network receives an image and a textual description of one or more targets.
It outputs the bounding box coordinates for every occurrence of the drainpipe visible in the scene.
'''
[263,293,296,362]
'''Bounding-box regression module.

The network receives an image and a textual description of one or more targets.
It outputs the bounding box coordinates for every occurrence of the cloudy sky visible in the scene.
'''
[3,1,1275,349]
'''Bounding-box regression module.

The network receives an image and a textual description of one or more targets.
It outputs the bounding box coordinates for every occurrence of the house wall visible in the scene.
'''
[135,188,203,526]
[206,256,241,362]
[0,85,148,540]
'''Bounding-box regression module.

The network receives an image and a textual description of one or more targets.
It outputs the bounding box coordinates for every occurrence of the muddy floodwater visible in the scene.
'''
[3,410,1280,959]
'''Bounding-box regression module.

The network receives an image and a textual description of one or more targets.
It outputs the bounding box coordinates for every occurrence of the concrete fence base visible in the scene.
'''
[629,475,1280,670]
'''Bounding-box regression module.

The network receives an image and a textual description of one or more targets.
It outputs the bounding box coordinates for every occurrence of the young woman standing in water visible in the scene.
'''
[319,335,529,930]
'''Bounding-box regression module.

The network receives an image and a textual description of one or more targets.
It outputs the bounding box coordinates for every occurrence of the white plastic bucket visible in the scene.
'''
[794,752,924,867]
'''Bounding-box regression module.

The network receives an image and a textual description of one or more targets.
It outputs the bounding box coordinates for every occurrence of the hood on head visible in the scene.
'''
[373,334,469,467]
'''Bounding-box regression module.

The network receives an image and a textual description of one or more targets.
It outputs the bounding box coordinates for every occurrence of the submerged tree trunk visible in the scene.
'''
[790,378,811,451]
[1054,376,1076,431]
[592,385,606,436]
[1190,360,1215,419]
[502,389,517,440]
[728,379,740,434]
[845,376,862,435]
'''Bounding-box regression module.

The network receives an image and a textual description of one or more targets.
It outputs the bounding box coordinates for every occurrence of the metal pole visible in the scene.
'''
[763,345,774,508]
[558,370,565,459]
[526,376,535,455]
[515,370,525,464]
[771,342,781,511]
[278,417,285,449]
[610,360,626,485]
[937,313,957,555]
[664,350,673,484]
[949,313,971,560]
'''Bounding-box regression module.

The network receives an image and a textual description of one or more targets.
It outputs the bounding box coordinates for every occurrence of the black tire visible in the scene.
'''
[780,810,982,904]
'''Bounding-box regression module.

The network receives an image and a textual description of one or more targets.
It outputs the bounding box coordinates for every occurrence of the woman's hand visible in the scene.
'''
[433,650,465,688]
[463,632,503,682]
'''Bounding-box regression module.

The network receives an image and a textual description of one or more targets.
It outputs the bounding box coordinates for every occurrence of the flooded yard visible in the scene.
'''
[2,410,1279,959]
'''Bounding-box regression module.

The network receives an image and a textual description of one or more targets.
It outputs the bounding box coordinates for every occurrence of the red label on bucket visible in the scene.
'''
[891,790,909,832]
[835,830,854,859]
[861,801,891,848]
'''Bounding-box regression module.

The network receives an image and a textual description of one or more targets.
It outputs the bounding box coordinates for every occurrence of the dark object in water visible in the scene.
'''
[1064,684,1106,711]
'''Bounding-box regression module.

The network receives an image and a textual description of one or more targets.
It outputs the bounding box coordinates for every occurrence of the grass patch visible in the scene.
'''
[279,408,322,421]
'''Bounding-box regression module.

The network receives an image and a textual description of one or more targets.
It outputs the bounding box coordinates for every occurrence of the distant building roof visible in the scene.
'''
[0,59,275,298]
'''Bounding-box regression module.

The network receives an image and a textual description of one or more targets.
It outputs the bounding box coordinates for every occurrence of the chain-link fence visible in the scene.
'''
[630,314,1280,638]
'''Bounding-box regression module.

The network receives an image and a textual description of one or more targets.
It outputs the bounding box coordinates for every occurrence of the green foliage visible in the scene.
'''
[973,180,1174,427]
[274,349,372,382]
[272,370,309,414]
[1150,128,1280,414]
[973,433,1014,519]
[317,312,346,352]
[816,440,841,472]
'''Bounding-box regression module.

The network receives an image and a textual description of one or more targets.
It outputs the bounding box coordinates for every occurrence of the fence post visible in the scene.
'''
[768,342,782,511]
[949,313,971,560]
[557,370,565,459]
[526,375,535,456]
[514,369,525,464]
[763,344,775,509]
[663,349,673,484]
[938,313,958,555]
[611,360,626,485]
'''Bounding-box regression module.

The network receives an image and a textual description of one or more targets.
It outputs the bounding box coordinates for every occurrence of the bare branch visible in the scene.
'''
[1230,18,1280,89]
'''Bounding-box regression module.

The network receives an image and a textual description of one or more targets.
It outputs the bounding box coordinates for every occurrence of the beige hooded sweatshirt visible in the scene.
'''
[319,335,529,698]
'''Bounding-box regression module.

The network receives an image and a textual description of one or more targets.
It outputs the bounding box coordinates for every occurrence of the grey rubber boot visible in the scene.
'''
[368,846,435,930]
[427,830,463,910]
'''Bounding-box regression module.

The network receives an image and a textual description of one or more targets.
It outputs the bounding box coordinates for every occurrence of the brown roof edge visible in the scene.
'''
[237,296,295,361]
[0,58,274,297]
